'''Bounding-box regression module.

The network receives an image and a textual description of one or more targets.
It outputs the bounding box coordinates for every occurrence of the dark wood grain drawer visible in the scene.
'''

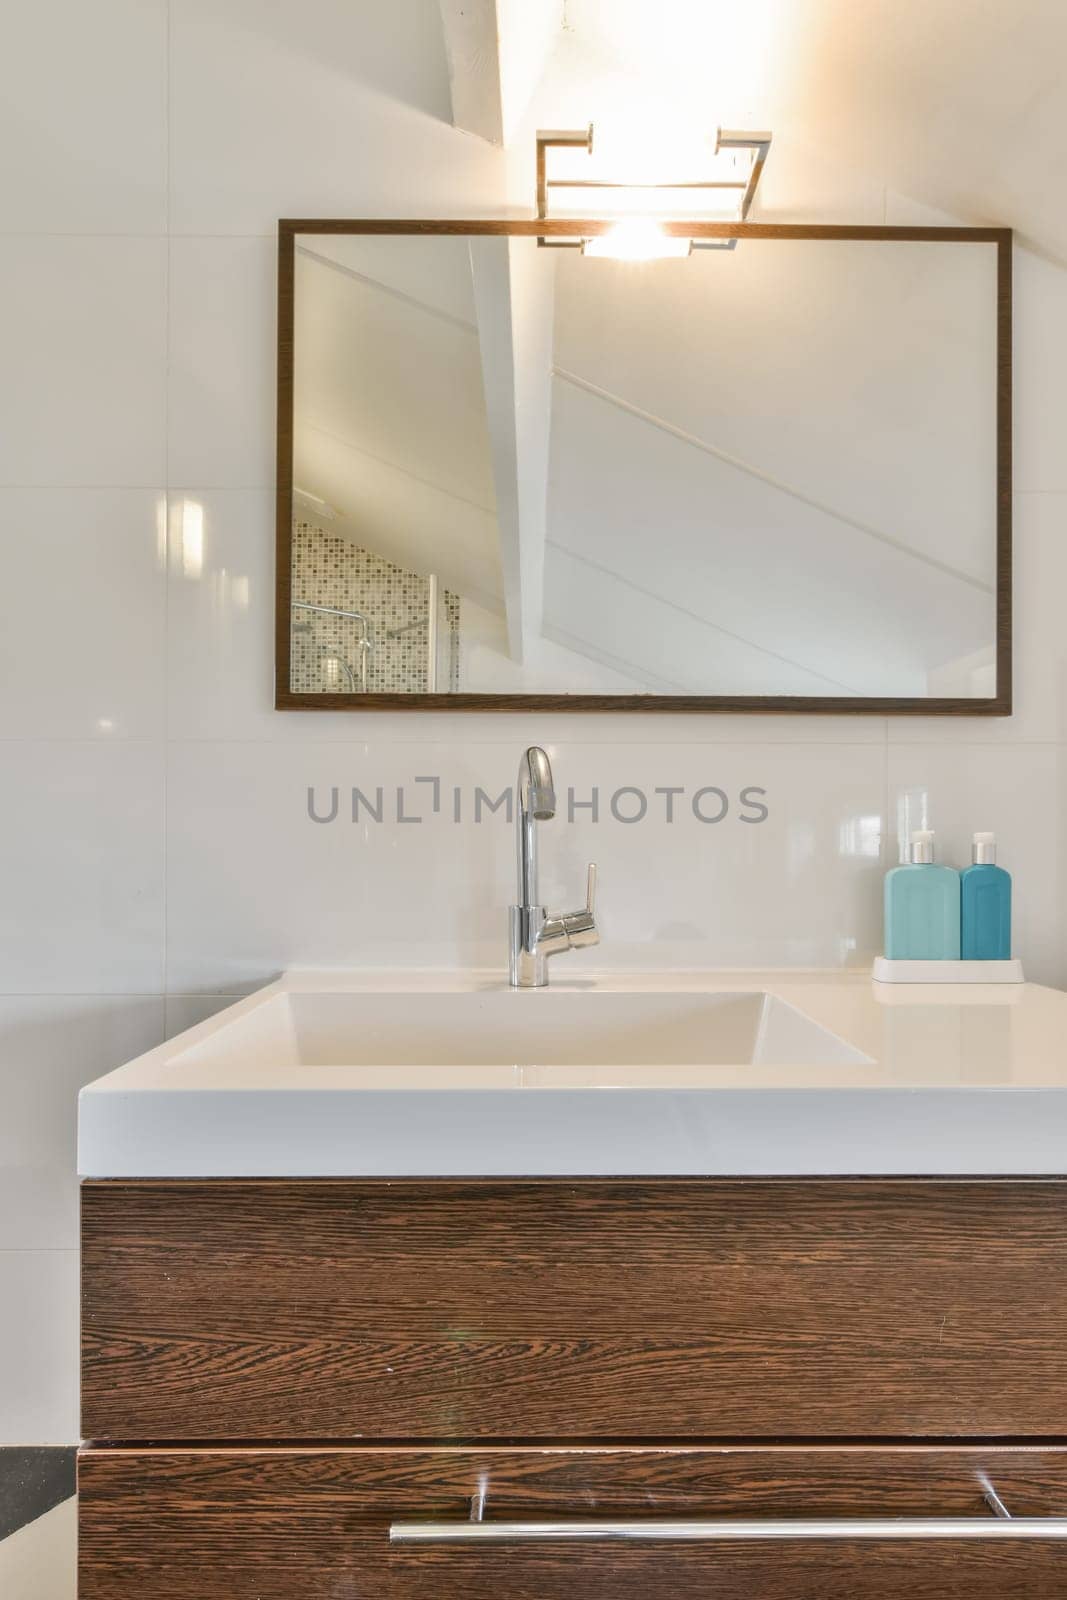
[78,1444,1067,1599]
[82,1177,1067,1440]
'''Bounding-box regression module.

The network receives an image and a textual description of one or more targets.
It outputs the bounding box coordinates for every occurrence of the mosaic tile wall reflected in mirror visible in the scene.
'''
[290,520,459,694]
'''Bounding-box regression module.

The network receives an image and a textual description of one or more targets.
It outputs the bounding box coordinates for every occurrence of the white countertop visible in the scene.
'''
[78,969,1067,1178]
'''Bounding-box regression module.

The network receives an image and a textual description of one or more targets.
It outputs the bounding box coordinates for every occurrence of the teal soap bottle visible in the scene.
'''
[884,829,961,960]
[960,832,1011,959]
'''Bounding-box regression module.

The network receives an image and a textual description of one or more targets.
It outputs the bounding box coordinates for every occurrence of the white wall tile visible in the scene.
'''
[754,135,885,223]
[166,488,388,741]
[1000,494,1067,741]
[165,738,505,990]
[0,239,166,487]
[166,489,340,741]
[540,741,887,971]
[0,0,166,235]
[888,743,1065,986]
[165,994,250,1034]
[0,490,166,740]
[168,0,503,235]
[0,1252,78,1444]
[884,191,965,228]
[345,713,891,746]
[165,739,886,991]
[1015,247,1067,494]
[0,744,165,994]
[0,997,163,1250]
[168,239,277,488]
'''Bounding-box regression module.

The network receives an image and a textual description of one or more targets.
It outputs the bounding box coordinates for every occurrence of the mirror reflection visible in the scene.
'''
[285,231,1000,701]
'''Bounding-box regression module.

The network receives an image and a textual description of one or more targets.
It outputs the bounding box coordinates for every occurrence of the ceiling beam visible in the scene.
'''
[437,0,562,146]
[469,237,555,663]
[437,0,504,144]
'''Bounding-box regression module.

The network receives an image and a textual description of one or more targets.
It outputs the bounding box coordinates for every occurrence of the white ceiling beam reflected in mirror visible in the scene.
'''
[469,237,553,663]
[291,234,504,644]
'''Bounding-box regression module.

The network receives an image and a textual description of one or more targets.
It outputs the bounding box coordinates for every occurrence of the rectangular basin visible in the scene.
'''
[167,989,871,1076]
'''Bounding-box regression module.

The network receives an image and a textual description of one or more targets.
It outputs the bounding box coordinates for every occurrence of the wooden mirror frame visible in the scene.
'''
[276,219,1012,715]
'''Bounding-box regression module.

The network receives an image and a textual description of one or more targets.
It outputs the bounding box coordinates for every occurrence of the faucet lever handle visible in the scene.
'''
[586,862,598,918]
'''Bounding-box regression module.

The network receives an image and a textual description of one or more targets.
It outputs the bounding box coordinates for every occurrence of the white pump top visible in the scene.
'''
[909,829,935,865]
[973,831,997,864]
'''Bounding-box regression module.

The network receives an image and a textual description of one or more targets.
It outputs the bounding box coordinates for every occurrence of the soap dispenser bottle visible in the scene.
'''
[884,829,961,960]
[960,832,1012,960]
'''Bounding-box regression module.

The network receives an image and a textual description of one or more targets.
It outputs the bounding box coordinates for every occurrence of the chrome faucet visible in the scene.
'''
[509,746,599,987]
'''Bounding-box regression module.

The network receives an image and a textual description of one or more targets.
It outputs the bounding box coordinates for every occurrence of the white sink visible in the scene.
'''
[78,971,1067,1179]
[167,988,870,1076]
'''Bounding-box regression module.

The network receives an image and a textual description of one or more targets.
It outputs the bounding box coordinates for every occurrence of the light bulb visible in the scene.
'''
[582,219,692,261]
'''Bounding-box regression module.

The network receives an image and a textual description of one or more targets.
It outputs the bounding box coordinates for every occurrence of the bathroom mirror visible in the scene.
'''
[276,221,1011,712]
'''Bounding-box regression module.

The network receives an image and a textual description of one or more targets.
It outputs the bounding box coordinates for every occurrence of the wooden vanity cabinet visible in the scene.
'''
[79,1177,1067,1595]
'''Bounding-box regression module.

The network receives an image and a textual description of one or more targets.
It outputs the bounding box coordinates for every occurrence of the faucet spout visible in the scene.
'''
[519,745,556,821]
[516,746,554,913]
[509,745,599,988]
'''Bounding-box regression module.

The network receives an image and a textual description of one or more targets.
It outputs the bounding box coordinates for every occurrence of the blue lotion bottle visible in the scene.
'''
[884,829,961,959]
[960,832,1012,959]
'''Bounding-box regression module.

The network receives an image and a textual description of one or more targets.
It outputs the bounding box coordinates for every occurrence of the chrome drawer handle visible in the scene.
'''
[391,1516,1067,1544]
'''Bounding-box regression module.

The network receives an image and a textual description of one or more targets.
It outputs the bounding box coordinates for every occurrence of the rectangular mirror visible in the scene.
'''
[276,222,1010,713]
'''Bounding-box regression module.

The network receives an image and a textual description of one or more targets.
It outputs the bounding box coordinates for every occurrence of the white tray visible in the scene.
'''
[872,957,1024,985]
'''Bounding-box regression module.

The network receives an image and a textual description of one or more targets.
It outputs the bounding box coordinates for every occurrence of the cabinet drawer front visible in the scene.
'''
[82,1177,1067,1440]
[79,1445,1067,1600]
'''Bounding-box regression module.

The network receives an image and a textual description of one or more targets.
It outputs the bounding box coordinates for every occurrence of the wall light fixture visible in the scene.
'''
[535,123,771,258]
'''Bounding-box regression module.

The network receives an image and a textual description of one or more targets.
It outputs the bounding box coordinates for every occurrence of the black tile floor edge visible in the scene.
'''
[0,1447,76,1542]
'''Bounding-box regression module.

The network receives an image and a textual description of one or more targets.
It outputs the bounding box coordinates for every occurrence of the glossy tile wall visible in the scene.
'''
[1,3,1067,1583]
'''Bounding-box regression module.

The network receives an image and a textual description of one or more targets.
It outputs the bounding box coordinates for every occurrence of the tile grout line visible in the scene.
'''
[0,232,274,240]
[0,1248,81,1256]
[0,736,1060,748]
